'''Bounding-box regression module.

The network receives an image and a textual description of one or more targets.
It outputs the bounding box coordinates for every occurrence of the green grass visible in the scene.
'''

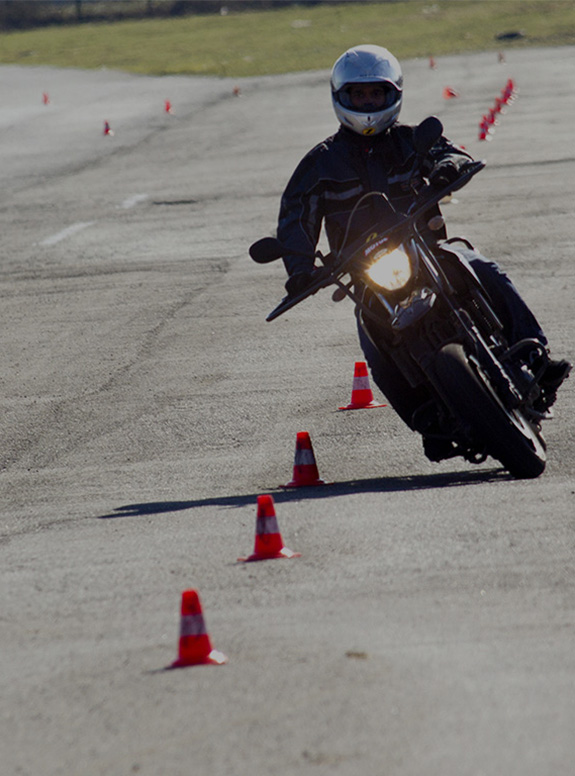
[1,1,574,76]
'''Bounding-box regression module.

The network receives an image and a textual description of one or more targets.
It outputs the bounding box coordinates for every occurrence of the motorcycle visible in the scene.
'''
[250,116,548,479]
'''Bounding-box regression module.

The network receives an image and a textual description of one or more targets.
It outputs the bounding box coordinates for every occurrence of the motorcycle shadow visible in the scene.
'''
[99,467,508,519]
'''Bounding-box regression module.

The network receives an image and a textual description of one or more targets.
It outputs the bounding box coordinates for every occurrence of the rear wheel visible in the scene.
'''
[431,343,546,479]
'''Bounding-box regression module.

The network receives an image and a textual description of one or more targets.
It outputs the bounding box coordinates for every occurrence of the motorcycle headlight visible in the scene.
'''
[366,247,413,292]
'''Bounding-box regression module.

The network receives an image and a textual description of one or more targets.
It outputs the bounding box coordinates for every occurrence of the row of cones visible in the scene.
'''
[478,78,517,141]
[104,100,173,136]
[103,90,241,134]
[283,362,386,487]
[170,361,386,667]
[172,495,299,667]
[40,92,241,136]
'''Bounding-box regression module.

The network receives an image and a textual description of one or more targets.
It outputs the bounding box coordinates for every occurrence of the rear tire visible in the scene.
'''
[431,343,546,479]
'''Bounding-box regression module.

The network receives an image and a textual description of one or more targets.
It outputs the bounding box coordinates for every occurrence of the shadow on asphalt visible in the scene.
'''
[99,467,508,518]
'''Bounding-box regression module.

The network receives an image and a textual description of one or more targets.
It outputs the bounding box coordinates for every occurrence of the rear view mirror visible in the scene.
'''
[249,237,285,264]
[413,116,443,156]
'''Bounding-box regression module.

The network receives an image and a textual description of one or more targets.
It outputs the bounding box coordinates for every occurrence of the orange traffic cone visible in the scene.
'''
[339,361,387,410]
[502,78,516,104]
[42,92,50,105]
[238,495,300,562]
[284,431,325,487]
[478,117,491,141]
[442,86,460,99]
[170,589,227,668]
[165,99,173,114]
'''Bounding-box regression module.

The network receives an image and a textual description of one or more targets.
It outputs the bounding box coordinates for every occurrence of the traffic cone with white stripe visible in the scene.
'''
[170,589,227,668]
[238,495,300,562]
[502,78,517,104]
[339,361,387,410]
[442,86,460,99]
[284,431,325,487]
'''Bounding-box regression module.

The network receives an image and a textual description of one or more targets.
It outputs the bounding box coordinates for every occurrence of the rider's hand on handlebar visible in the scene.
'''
[429,162,459,188]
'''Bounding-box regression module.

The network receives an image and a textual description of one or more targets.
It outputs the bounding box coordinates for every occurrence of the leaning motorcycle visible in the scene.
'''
[250,117,548,479]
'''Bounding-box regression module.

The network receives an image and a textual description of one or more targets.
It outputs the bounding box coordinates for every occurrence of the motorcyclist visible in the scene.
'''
[276,44,571,460]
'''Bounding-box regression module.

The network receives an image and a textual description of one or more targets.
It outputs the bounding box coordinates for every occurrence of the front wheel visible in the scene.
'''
[431,343,546,479]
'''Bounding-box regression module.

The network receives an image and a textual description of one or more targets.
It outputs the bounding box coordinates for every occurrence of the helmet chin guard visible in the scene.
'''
[331,44,403,136]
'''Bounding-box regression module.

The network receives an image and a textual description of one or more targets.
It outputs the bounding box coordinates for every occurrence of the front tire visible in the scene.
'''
[431,343,546,479]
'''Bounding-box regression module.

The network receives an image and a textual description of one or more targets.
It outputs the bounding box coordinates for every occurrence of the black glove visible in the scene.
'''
[429,162,459,188]
[285,271,313,298]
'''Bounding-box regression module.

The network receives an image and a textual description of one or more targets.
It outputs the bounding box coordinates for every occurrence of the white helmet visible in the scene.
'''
[331,44,403,136]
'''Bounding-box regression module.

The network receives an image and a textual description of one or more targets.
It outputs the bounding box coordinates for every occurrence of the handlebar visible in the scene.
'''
[263,159,486,321]
[408,160,486,219]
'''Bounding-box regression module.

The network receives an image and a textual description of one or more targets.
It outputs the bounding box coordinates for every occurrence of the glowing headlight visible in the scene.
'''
[366,248,413,291]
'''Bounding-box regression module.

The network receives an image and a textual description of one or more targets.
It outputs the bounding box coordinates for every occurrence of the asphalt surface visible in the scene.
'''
[1,48,574,776]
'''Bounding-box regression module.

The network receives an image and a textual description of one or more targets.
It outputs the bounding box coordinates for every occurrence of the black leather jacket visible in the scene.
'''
[277,123,473,276]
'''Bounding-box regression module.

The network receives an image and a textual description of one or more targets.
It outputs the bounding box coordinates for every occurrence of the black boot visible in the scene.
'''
[540,358,572,391]
[534,358,572,413]
[422,436,458,462]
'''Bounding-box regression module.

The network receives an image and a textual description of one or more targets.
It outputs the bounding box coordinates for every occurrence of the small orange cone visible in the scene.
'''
[486,108,498,126]
[284,431,325,487]
[238,495,300,562]
[478,117,491,141]
[165,99,173,114]
[170,589,227,668]
[339,361,387,410]
[42,92,50,105]
[502,78,516,104]
[442,86,460,99]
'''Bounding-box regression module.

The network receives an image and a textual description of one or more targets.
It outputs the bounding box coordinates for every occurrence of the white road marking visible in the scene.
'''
[40,221,95,246]
[120,193,149,209]
[39,194,147,247]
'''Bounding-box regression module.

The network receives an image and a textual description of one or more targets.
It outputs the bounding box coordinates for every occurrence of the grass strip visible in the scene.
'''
[0,1,574,76]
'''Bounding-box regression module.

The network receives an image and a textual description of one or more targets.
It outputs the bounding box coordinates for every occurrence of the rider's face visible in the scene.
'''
[349,84,389,111]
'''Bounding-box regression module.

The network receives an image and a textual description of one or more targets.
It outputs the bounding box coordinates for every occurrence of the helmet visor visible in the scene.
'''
[338,82,401,113]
